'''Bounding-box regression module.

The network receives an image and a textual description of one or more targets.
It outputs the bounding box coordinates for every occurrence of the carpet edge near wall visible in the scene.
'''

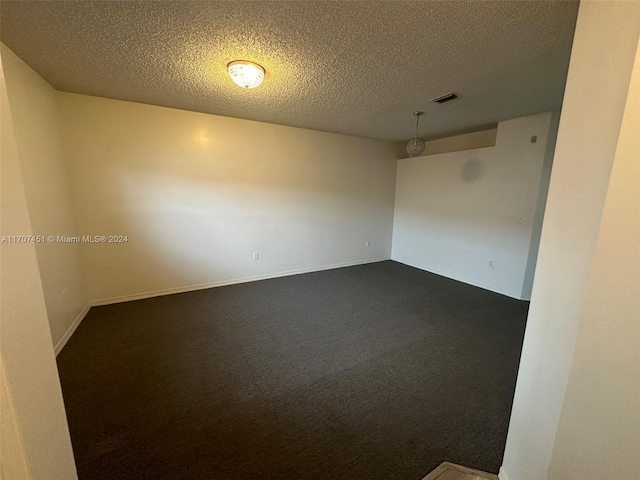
[54,303,91,355]
[391,258,529,301]
[57,255,530,356]
[56,257,390,354]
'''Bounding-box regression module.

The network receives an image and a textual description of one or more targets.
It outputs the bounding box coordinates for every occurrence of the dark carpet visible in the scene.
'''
[57,260,528,480]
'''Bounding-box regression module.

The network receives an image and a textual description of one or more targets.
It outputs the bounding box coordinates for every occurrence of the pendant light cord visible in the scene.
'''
[413,111,424,138]
[406,111,426,157]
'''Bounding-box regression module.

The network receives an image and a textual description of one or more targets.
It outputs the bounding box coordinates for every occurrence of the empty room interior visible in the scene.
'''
[1,1,639,480]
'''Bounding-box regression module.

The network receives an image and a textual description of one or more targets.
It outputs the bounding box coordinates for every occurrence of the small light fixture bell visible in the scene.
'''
[406,111,426,157]
[227,60,265,89]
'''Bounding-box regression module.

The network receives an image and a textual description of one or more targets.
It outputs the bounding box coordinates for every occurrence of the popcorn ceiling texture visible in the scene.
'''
[0,1,578,142]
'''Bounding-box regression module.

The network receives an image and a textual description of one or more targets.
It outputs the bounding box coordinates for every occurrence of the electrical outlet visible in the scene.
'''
[61,289,69,303]
[489,260,494,268]
[365,241,370,247]
[253,252,259,260]
[531,135,537,143]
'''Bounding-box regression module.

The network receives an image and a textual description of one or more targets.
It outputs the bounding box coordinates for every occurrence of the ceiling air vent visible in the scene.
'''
[431,92,458,104]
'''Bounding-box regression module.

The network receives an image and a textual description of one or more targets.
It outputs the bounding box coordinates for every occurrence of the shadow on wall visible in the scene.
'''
[460,159,485,183]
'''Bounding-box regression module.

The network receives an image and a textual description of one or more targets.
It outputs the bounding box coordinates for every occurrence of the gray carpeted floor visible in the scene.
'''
[57,261,528,480]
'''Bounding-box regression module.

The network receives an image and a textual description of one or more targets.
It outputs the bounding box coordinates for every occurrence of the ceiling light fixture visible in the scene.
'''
[227,60,265,89]
[406,111,426,157]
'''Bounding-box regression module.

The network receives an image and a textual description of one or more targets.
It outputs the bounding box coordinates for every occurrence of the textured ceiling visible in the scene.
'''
[0,1,579,142]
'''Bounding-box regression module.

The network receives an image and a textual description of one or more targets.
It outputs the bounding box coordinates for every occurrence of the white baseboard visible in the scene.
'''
[498,466,510,480]
[90,257,390,307]
[53,257,523,354]
[54,258,388,354]
[54,303,91,356]
[392,259,528,301]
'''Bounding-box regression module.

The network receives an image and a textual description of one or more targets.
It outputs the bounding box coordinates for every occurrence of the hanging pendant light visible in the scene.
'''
[406,111,426,157]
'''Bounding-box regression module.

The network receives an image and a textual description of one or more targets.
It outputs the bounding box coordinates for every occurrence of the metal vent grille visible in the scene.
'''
[431,92,458,104]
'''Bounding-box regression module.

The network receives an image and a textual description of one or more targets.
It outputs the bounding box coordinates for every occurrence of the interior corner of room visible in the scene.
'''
[1,1,639,479]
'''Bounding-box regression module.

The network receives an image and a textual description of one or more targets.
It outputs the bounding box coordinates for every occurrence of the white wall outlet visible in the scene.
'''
[253,252,259,260]
[365,241,370,247]
[489,260,494,268]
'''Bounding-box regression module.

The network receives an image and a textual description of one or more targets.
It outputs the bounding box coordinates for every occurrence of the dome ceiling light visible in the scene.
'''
[406,111,426,157]
[227,60,265,89]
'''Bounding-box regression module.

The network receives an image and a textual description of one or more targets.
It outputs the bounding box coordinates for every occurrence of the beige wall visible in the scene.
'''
[501,2,640,479]
[0,360,29,479]
[1,45,87,350]
[1,48,77,479]
[547,33,640,480]
[58,92,398,303]
[392,113,554,300]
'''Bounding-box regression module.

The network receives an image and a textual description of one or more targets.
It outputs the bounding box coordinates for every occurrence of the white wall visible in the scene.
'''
[391,112,554,300]
[547,33,640,480]
[1,45,87,350]
[521,111,561,298]
[1,48,78,480]
[501,2,640,480]
[57,93,398,303]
